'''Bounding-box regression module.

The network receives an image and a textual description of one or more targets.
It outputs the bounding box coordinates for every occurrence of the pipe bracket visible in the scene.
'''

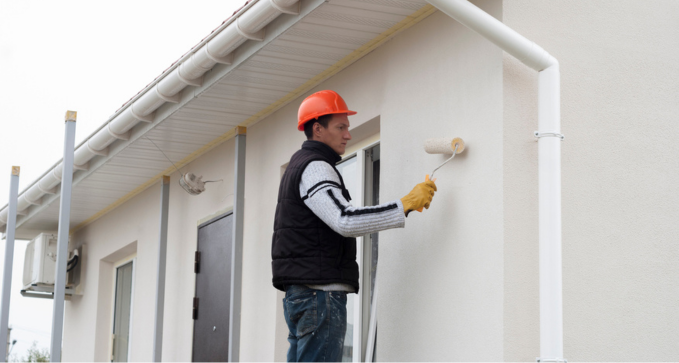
[534,131,564,141]
[536,358,567,363]
[37,184,58,195]
[270,0,300,15]
[236,18,266,41]
[130,108,155,123]
[107,123,131,140]
[73,163,89,171]
[87,141,109,157]
[177,72,203,87]
[155,87,180,104]
[25,194,42,206]
[206,46,234,65]
[52,168,62,182]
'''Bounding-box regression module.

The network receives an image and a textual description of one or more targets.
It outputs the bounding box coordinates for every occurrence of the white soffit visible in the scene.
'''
[5,0,432,239]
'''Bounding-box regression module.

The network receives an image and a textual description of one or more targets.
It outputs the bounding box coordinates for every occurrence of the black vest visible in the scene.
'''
[271,140,359,292]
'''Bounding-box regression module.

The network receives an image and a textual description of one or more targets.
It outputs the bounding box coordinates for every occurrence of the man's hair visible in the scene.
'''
[303,114,333,139]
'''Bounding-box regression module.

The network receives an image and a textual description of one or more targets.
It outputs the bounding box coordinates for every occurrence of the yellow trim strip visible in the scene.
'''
[71,4,436,233]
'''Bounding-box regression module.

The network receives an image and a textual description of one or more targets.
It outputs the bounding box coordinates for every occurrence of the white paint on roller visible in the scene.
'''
[424,137,465,179]
[424,137,465,154]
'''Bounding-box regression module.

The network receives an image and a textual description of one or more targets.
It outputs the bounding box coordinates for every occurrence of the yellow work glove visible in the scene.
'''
[400,175,437,217]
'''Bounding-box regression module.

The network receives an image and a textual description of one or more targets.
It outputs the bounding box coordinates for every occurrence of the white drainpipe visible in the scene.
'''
[426,0,564,361]
[0,0,301,228]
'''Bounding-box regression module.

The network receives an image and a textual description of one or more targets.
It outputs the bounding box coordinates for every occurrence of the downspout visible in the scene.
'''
[425,0,563,361]
[0,0,302,231]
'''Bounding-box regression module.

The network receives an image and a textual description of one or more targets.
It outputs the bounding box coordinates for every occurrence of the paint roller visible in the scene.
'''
[415,137,465,212]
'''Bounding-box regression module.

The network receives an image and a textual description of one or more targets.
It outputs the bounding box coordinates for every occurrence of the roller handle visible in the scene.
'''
[416,174,436,213]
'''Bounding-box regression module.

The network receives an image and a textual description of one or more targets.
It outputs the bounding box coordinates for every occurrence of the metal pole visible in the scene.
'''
[50,111,77,362]
[228,126,246,362]
[0,166,20,362]
[152,176,170,362]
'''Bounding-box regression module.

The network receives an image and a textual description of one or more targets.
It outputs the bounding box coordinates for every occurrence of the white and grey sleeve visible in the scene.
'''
[299,161,405,238]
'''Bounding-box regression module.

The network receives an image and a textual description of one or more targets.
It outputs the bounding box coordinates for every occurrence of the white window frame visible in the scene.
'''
[338,138,381,362]
[109,255,136,362]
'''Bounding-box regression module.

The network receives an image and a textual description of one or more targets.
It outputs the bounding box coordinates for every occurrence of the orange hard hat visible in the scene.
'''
[297,90,357,131]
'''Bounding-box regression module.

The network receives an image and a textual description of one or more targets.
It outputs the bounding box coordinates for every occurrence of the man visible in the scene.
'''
[272,90,436,362]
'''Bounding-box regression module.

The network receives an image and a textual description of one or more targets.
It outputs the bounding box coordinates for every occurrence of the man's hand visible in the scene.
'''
[400,175,437,216]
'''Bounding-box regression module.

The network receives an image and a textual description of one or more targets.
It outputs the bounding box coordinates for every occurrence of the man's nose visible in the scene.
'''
[344,131,351,140]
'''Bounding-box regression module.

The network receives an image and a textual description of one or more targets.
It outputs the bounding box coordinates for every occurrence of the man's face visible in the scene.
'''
[314,113,352,155]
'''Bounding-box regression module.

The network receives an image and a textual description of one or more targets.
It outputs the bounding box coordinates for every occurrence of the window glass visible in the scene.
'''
[336,156,359,202]
[112,261,133,362]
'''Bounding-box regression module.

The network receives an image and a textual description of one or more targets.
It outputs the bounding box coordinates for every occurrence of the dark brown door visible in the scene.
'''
[192,213,233,362]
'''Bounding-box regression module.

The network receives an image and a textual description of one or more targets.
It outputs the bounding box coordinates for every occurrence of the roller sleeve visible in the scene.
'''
[424,137,465,154]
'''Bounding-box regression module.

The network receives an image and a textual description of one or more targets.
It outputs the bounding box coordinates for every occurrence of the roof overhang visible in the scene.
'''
[1,0,435,240]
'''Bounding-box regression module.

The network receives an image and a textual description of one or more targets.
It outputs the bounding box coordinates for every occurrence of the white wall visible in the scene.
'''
[502,0,679,361]
[377,1,505,360]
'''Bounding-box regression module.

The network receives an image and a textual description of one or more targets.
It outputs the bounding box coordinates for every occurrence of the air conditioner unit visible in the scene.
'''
[22,233,80,298]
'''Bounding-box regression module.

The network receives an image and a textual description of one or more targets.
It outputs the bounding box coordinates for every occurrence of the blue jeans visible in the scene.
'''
[283,285,347,362]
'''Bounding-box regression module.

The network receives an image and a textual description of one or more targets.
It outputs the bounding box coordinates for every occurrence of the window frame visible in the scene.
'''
[337,139,381,362]
[109,255,136,362]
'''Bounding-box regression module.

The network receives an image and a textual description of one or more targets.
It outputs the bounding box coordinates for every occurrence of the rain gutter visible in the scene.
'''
[425,0,564,361]
[0,0,302,231]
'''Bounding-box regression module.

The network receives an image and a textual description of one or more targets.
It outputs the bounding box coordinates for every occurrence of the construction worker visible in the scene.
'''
[272,90,436,362]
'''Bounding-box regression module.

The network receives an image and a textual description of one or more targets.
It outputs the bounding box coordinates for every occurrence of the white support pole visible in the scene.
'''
[152,176,170,362]
[228,126,246,362]
[0,166,20,362]
[50,111,77,362]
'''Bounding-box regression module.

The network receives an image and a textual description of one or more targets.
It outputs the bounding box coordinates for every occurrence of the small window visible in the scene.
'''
[111,261,134,362]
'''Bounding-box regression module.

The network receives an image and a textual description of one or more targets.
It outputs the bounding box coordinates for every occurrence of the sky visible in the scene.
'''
[0,0,245,359]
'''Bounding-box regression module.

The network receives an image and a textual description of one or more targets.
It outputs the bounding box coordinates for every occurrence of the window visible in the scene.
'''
[111,259,134,362]
[336,142,380,362]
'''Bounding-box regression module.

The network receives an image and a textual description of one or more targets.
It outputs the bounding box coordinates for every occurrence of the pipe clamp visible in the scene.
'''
[534,131,565,141]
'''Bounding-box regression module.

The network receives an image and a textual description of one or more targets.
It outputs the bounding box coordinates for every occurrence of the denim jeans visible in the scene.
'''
[283,285,347,362]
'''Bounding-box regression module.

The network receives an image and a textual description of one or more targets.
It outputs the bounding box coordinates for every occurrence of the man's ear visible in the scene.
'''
[313,121,321,137]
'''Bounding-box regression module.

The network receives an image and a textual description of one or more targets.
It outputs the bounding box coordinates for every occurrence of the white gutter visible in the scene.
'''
[0,0,301,230]
[425,0,564,361]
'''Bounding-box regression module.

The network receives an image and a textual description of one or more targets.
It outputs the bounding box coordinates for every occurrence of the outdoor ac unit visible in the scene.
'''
[22,233,80,298]
[23,233,58,288]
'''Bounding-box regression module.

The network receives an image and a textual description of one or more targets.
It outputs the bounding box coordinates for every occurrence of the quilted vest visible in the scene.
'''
[271,140,359,292]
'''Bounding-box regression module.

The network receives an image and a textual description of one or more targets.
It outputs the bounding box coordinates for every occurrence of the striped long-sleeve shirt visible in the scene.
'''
[299,161,405,237]
[299,161,405,292]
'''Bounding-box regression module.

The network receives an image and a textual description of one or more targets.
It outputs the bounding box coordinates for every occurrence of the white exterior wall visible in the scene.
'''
[64,138,237,362]
[502,0,679,361]
[58,0,679,361]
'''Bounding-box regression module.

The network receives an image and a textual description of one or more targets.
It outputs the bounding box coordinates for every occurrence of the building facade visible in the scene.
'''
[3,0,678,361]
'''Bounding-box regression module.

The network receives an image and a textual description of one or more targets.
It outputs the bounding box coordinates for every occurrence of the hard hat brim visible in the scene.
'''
[297,110,357,131]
